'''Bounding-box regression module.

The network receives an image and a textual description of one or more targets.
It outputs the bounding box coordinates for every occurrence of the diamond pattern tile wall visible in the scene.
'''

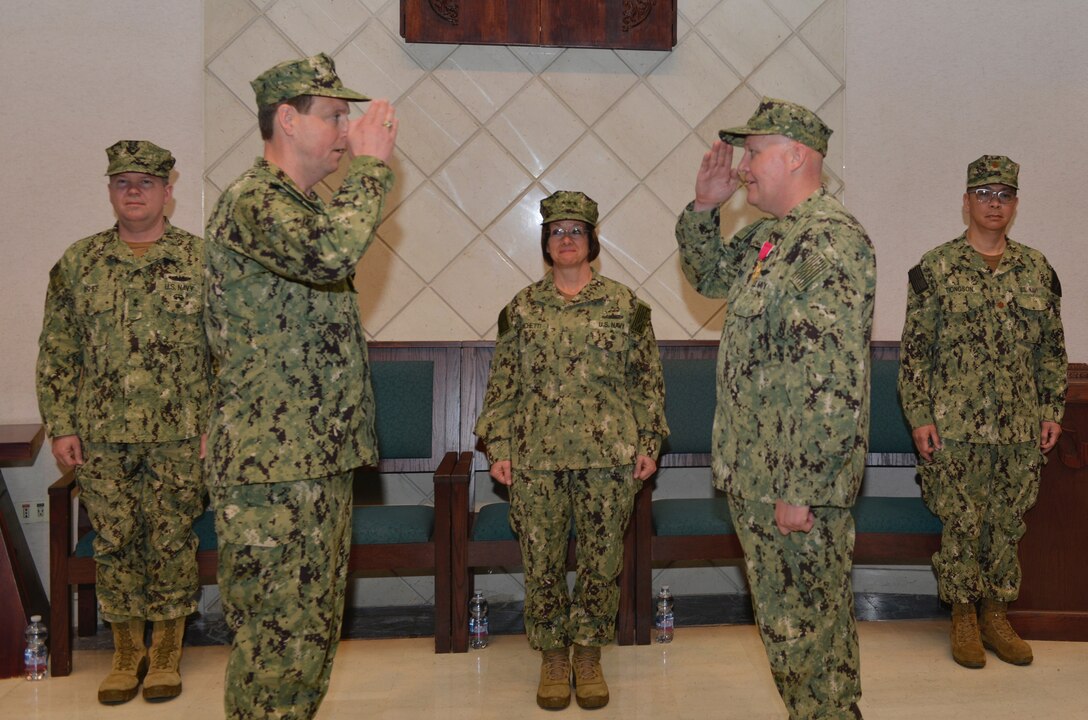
[433,45,533,123]
[700,0,791,77]
[487,80,584,177]
[432,133,532,228]
[266,0,372,54]
[395,76,476,175]
[540,48,639,124]
[203,0,846,602]
[338,24,426,104]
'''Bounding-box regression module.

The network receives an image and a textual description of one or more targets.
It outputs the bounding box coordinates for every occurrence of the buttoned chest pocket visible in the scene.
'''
[75,284,118,349]
[158,278,204,347]
[724,286,770,356]
[945,291,984,316]
[577,325,626,381]
[1012,293,1049,345]
[730,289,767,319]
[937,291,986,350]
[162,289,202,316]
[519,323,557,381]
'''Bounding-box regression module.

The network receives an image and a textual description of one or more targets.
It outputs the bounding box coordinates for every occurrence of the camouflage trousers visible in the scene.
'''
[510,466,639,650]
[78,438,204,623]
[729,494,861,720]
[211,472,353,720]
[919,439,1042,604]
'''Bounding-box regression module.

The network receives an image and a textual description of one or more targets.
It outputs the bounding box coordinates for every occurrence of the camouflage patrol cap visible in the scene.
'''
[104,140,175,178]
[251,52,369,107]
[967,155,1019,189]
[719,97,832,156]
[540,190,599,226]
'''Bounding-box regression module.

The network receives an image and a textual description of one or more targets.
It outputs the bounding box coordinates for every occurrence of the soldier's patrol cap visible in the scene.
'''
[719,97,832,156]
[104,140,175,178]
[540,190,599,226]
[251,52,369,107]
[967,154,1019,189]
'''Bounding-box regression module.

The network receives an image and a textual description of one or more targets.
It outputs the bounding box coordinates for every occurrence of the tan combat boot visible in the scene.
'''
[98,619,148,704]
[572,644,609,709]
[536,647,571,710]
[143,617,185,701]
[950,602,986,668]
[980,599,1033,665]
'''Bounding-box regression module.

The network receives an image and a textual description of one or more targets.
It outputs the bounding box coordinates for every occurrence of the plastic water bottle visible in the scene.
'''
[24,615,48,680]
[468,591,489,649]
[655,586,674,644]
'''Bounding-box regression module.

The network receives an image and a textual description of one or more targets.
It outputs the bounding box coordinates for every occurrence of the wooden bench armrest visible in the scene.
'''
[48,470,79,676]
[47,468,77,495]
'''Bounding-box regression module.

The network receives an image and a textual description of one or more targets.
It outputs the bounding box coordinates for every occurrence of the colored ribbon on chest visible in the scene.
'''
[750,241,775,282]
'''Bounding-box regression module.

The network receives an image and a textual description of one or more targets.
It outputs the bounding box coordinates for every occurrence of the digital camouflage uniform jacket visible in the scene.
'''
[475,272,668,470]
[675,188,876,507]
[898,234,1066,443]
[37,222,210,442]
[204,156,393,486]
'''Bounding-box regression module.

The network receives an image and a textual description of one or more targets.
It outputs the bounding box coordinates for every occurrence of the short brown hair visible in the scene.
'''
[257,94,316,140]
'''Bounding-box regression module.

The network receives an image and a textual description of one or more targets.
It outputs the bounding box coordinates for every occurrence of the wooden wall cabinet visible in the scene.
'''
[401,1,677,51]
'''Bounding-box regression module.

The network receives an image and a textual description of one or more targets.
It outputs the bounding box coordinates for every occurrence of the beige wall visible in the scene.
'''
[846,0,1086,359]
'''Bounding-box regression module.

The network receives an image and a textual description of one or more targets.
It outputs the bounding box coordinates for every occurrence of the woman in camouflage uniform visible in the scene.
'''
[475,190,668,710]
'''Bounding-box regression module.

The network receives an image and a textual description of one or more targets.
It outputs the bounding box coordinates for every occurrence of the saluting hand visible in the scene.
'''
[347,99,398,164]
[693,140,742,212]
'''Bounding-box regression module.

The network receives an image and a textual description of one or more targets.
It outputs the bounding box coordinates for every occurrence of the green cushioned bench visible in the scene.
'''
[632,341,942,645]
[49,343,467,676]
[652,496,940,538]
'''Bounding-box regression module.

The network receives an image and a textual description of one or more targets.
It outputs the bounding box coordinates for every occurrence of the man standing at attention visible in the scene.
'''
[898,155,1066,669]
[204,53,397,719]
[37,140,209,704]
[675,98,876,720]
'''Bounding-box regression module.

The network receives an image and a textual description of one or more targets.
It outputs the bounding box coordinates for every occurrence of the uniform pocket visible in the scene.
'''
[76,285,118,376]
[160,289,204,347]
[1012,293,1049,345]
[947,292,983,315]
[730,289,766,318]
[162,290,202,317]
[574,325,625,381]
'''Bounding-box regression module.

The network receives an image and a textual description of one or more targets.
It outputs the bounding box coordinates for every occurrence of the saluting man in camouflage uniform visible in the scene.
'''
[675,99,875,720]
[898,155,1066,669]
[203,53,396,720]
[37,140,209,704]
[476,190,668,710]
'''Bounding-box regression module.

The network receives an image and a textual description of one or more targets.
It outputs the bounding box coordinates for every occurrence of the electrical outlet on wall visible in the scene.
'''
[18,500,47,524]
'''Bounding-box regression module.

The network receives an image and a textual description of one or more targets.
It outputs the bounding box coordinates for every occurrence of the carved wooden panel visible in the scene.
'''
[401,1,677,50]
